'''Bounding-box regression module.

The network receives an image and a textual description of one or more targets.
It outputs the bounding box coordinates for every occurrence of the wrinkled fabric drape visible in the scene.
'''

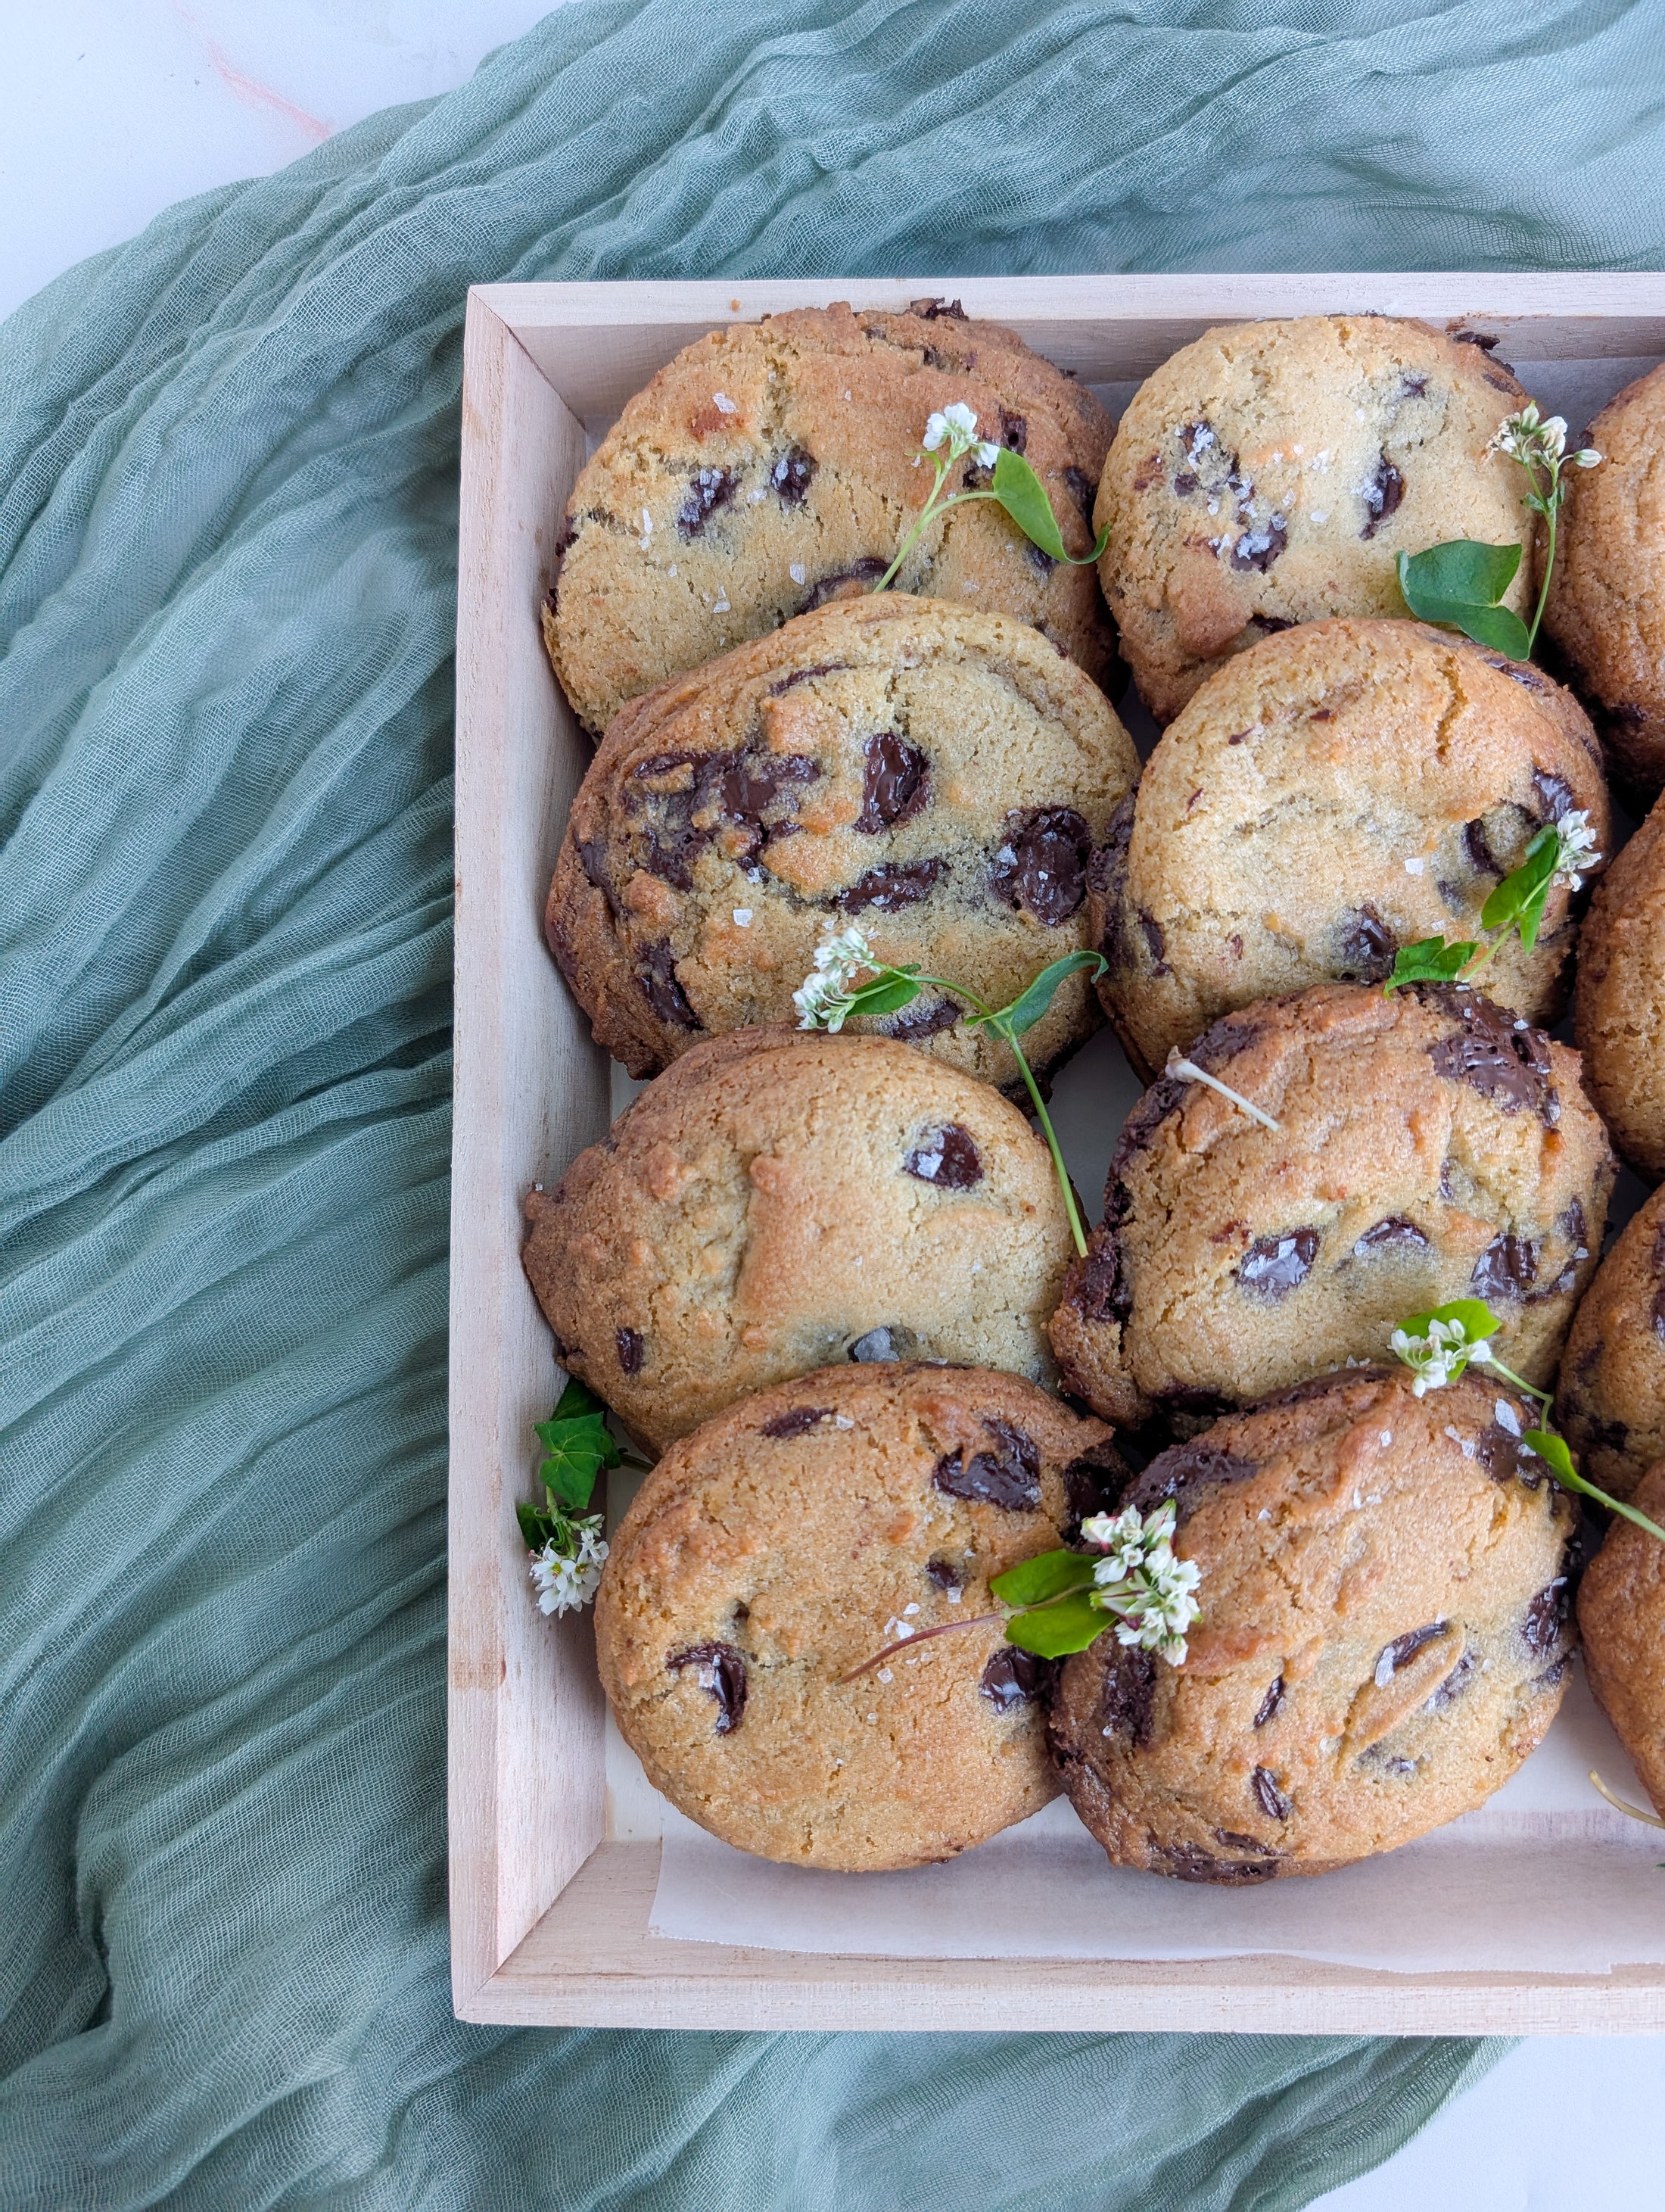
[8,1,1661,2202]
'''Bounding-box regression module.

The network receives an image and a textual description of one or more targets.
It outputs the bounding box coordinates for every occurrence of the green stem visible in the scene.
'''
[1527,482,1558,655]
[998,1016,1090,1258]
[1475,1353,1551,1410]
[871,469,1001,594]
[1477,1354,1665,1544]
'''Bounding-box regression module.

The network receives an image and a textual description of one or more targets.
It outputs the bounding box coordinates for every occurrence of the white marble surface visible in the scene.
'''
[5,3,1660,2203]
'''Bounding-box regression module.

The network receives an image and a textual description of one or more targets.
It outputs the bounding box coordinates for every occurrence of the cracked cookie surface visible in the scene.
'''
[594,1363,1122,1870]
[1556,1182,1665,1503]
[1577,1462,1665,1818]
[1095,315,1536,723]
[1573,785,1665,1178]
[544,300,1116,734]
[1049,1366,1576,1880]
[545,593,1139,1089]
[523,1028,1074,1452]
[1092,618,1608,1076]
[1049,983,1614,1430]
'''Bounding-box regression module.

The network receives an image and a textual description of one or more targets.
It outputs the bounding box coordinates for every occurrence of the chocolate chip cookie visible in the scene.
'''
[1050,1366,1576,1880]
[544,299,1116,735]
[1576,1463,1665,1818]
[546,593,1139,1092]
[1050,983,1614,1430]
[1556,1184,1665,1503]
[523,1027,1075,1451]
[1092,618,1608,1077]
[595,1363,1125,1870]
[1573,784,1665,1179]
[1545,363,1665,796]
[1096,315,1536,723]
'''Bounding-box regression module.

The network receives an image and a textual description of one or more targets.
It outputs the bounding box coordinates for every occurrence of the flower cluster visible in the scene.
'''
[1487,403,1601,476]
[1546,807,1601,895]
[530,1514,608,1616]
[920,400,1000,471]
[791,925,878,1031]
[1389,1313,1492,1396]
[1077,1500,1201,1664]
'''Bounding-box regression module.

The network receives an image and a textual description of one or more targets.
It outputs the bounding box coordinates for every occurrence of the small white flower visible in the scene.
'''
[1078,1500,1200,1665]
[921,410,951,451]
[1390,1315,1490,1396]
[1573,447,1602,468]
[1548,807,1601,893]
[920,401,987,465]
[973,439,1000,469]
[529,1516,608,1616]
[792,925,878,1030]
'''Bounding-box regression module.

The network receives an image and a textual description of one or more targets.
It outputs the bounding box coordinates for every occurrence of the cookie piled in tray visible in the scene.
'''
[515,301,1665,1879]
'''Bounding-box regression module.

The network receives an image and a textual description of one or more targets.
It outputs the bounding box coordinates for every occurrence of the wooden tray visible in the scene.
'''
[450,273,1665,2030]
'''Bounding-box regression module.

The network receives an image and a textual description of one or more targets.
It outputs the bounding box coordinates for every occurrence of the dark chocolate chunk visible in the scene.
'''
[1124,1441,1258,1522]
[676,466,737,539]
[615,1326,644,1375]
[1063,465,1096,525]
[1352,1216,1430,1257]
[1154,1840,1279,1886]
[925,1556,966,1595]
[1424,987,1558,1121]
[855,731,929,833]
[576,838,620,915]
[1066,1230,1132,1326]
[835,858,945,914]
[1533,770,1576,823]
[999,407,1028,453]
[1173,469,1199,496]
[638,942,701,1030]
[769,446,817,506]
[667,1642,747,1733]
[879,993,963,1042]
[1237,1228,1321,1300]
[1424,1647,1480,1714]
[1061,1441,1128,1534]
[1253,1677,1285,1728]
[979,1645,1057,1712]
[1337,905,1398,981]
[1453,328,1501,350]
[1522,1579,1570,1656]
[1399,372,1429,399]
[909,296,967,320]
[1474,1417,1539,1483]
[1097,1645,1156,1745]
[770,661,847,694]
[1377,1622,1449,1679]
[800,557,889,612]
[989,805,1091,927]
[903,1123,982,1189]
[1471,1232,1539,1301]
[1025,541,1056,577]
[1463,817,1503,877]
[1252,1766,1292,1821]
[933,1419,1042,1511]
[1359,453,1405,538]
[1230,514,1287,571]
[1251,615,1293,636]
[847,1326,901,1363]
[760,1406,836,1439]
[1139,910,1169,973]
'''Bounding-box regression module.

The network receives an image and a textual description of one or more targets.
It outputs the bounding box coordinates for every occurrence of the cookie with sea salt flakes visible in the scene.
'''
[545,593,1139,1093]
[1573,783,1665,1180]
[1576,1462,1665,1818]
[543,298,1116,735]
[1049,1366,1577,1882]
[1555,1184,1665,1504]
[1048,983,1614,1432]
[594,1363,1125,1871]
[1091,618,1608,1078]
[1096,314,1536,723]
[521,1027,1074,1452]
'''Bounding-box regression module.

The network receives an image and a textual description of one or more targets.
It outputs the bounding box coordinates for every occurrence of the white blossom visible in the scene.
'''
[792,926,878,1030]
[1078,1500,1200,1665]
[1390,1315,1491,1396]
[530,1516,608,1615]
[920,401,998,470]
[1547,806,1601,893]
[1488,403,1600,475]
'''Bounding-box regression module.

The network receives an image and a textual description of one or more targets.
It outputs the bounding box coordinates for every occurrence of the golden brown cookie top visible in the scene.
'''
[522,1027,1074,1452]
[543,593,1138,1089]
[1050,1366,1576,1880]
[596,1362,1121,1871]
[1576,1463,1665,1818]
[1097,314,1536,723]
[545,300,1115,733]
[1573,784,1665,1179]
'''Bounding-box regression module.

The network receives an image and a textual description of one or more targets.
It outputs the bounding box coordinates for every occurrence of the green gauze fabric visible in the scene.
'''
[7,0,1661,2202]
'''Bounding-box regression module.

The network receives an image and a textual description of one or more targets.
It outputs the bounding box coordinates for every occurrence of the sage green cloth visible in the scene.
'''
[5,1,1660,2202]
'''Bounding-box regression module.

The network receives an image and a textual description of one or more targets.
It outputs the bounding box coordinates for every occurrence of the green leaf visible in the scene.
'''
[1383,936,1477,992]
[994,950,1108,1039]
[990,1549,1099,1609]
[1480,824,1558,934]
[1396,541,1532,659]
[1523,1428,1576,1482]
[844,970,924,1021]
[991,447,1109,566]
[1003,1591,1108,1659]
[1399,1298,1500,1347]
[516,1498,554,1550]
[548,1375,608,1424]
[534,1381,622,1512]
[1516,883,1553,954]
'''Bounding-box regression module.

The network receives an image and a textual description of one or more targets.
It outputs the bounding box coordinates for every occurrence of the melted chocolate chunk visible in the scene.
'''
[638,942,701,1030]
[1471,1232,1539,1301]
[979,1645,1057,1712]
[999,407,1028,453]
[1359,453,1405,538]
[988,806,1091,927]
[1025,541,1056,577]
[1097,1644,1157,1745]
[677,466,737,539]
[1125,1441,1258,1522]
[1253,1677,1285,1728]
[1062,1441,1128,1534]
[576,837,620,915]
[761,1406,836,1439]
[1399,372,1429,399]
[770,661,847,694]
[880,994,963,1042]
[903,1123,982,1189]
[667,1642,747,1732]
[1237,1228,1321,1300]
[1252,1767,1293,1821]
[1377,1622,1449,1677]
[1424,1647,1480,1714]
[616,1326,644,1375]
[1463,817,1503,876]
[934,1418,1043,1512]
[768,446,817,506]
[855,732,929,832]
[1533,769,1576,823]
[910,296,966,320]
[1139,911,1169,973]
[835,858,945,914]
[847,1326,901,1363]
[1230,514,1288,571]
[1068,1230,1132,1326]
[1424,988,1558,1121]
[1522,1579,1570,1656]
[1156,1841,1279,1886]
[1474,1418,1540,1483]
[1337,905,1398,981]
[1063,465,1096,525]
[800,557,889,612]
[925,1556,966,1595]
[1173,469,1199,496]
[1352,1216,1430,1257]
